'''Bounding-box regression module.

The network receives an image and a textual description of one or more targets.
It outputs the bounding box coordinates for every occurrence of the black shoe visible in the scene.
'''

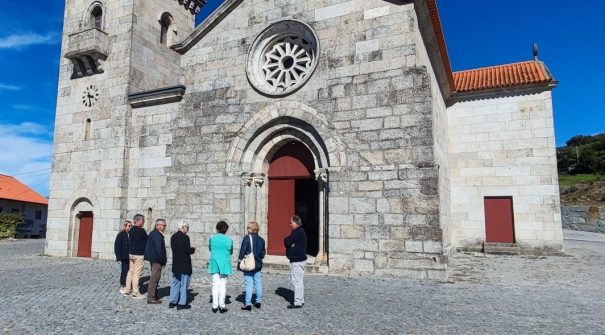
[254,302,262,309]
[212,307,219,313]
[241,305,252,311]
[169,302,177,308]
[287,304,303,309]
[177,304,191,310]
[147,299,161,305]
[219,307,228,313]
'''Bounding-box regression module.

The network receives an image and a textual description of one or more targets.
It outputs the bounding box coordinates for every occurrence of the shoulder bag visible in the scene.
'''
[239,235,256,271]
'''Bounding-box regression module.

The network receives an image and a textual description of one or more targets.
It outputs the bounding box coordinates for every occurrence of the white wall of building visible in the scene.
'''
[446,91,563,252]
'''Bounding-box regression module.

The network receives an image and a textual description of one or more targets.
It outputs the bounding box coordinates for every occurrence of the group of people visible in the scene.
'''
[114,214,308,312]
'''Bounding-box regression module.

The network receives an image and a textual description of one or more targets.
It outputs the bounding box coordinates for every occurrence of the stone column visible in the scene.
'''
[315,168,328,265]
[252,173,266,223]
[241,173,254,226]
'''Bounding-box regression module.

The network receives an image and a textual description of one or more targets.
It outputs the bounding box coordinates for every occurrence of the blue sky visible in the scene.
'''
[0,0,603,197]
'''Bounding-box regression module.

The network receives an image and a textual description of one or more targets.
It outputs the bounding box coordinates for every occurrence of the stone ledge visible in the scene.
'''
[483,242,520,255]
[128,85,186,108]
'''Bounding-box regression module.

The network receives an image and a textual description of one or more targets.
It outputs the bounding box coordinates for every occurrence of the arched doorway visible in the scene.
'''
[267,141,319,256]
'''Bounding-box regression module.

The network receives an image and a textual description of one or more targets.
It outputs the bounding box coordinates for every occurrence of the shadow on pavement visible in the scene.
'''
[275,287,293,304]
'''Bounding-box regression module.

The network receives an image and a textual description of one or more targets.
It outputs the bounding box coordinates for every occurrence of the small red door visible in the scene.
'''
[267,179,295,255]
[77,212,93,258]
[484,197,515,243]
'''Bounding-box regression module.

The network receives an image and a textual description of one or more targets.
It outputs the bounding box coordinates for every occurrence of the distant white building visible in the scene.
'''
[0,175,48,237]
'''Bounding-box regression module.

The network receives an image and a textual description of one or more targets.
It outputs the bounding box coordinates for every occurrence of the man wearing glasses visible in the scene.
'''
[144,219,168,304]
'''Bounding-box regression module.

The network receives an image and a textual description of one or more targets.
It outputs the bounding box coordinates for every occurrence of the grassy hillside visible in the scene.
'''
[557,133,605,205]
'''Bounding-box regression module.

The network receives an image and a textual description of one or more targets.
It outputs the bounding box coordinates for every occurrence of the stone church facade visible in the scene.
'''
[45,0,562,281]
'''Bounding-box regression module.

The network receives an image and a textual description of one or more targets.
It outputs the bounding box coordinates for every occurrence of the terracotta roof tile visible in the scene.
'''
[453,61,552,93]
[0,175,48,205]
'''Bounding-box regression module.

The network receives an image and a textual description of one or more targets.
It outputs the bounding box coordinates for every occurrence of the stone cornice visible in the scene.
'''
[174,0,208,15]
[171,0,243,54]
[127,85,186,108]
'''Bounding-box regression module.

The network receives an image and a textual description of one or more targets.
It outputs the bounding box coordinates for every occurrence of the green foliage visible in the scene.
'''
[0,213,24,238]
[558,173,602,188]
[557,133,605,175]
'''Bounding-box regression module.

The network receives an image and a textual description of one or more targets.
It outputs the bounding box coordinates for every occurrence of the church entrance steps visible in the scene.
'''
[262,255,328,274]
[483,242,520,255]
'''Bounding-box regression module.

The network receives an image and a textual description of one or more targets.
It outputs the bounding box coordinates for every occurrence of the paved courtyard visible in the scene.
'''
[1,232,604,335]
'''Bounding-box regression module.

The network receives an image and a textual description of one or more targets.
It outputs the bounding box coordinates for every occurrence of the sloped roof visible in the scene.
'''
[426,0,455,93]
[0,175,48,205]
[453,60,554,93]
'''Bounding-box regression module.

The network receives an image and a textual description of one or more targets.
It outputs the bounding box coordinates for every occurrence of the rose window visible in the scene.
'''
[262,36,314,90]
[247,20,319,97]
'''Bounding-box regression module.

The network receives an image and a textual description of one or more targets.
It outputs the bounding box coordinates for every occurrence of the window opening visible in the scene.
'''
[90,6,103,29]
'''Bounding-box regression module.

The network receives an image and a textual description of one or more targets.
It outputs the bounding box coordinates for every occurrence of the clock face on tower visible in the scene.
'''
[82,85,99,107]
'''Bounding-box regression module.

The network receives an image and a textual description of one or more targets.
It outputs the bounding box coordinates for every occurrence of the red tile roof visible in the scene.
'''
[0,175,48,205]
[453,61,553,93]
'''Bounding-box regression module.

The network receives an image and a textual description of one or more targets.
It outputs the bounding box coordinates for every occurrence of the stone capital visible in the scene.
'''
[241,173,253,186]
[314,168,328,182]
[253,174,266,187]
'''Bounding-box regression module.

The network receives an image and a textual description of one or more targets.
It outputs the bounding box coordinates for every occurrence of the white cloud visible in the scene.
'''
[0,122,52,197]
[0,32,58,50]
[0,83,21,90]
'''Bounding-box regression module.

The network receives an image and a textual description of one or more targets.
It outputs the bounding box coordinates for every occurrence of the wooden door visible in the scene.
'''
[484,197,515,243]
[267,179,295,255]
[77,212,93,257]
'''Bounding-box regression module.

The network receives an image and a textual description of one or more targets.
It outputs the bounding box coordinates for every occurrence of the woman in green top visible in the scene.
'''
[208,220,233,313]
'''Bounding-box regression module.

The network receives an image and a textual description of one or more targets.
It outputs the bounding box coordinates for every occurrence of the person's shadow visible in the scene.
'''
[275,287,294,304]
[207,295,232,304]
[235,292,260,304]
[138,276,150,294]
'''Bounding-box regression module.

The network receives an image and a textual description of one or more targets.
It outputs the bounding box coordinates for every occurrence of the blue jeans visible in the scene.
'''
[169,274,191,305]
[243,271,262,306]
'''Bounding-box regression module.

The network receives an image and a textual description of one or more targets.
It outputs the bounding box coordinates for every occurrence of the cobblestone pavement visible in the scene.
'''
[1,235,604,335]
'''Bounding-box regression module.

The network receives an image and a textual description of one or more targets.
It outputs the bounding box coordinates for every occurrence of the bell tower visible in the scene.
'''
[46,0,199,258]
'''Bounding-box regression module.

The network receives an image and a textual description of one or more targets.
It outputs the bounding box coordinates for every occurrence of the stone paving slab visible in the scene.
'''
[1,238,604,335]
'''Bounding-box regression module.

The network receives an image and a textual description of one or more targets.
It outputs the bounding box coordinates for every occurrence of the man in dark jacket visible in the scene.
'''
[144,218,167,304]
[169,221,196,310]
[125,214,147,299]
[284,215,307,309]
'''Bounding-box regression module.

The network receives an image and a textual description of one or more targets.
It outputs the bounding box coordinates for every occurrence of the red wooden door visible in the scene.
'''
[484,197,515,243]
[267,179,295,255]
[77,213,93,257]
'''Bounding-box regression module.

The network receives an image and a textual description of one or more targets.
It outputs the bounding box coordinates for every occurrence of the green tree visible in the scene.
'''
[0,213,24,238]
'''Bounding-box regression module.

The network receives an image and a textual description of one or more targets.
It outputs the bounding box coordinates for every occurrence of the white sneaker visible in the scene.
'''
[131,293,146,300]
[120,288,130,295]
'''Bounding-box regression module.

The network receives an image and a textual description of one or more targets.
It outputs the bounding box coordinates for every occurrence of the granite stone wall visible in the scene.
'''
[562,206,605,234]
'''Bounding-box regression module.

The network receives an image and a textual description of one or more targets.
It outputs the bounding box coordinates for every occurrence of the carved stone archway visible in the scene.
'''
[228,102,341,265]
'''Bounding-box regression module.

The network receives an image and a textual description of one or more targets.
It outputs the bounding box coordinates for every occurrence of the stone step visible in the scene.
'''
[483,242,520,255]
[262,262,329,274]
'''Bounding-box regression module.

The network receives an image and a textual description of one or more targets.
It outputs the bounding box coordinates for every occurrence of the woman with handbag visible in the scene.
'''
[238,221,266,311]
[208,220,233,313]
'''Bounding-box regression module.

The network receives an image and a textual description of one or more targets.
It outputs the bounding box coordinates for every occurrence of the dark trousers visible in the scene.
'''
[148,262,162,301]
[120,260,129,286]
